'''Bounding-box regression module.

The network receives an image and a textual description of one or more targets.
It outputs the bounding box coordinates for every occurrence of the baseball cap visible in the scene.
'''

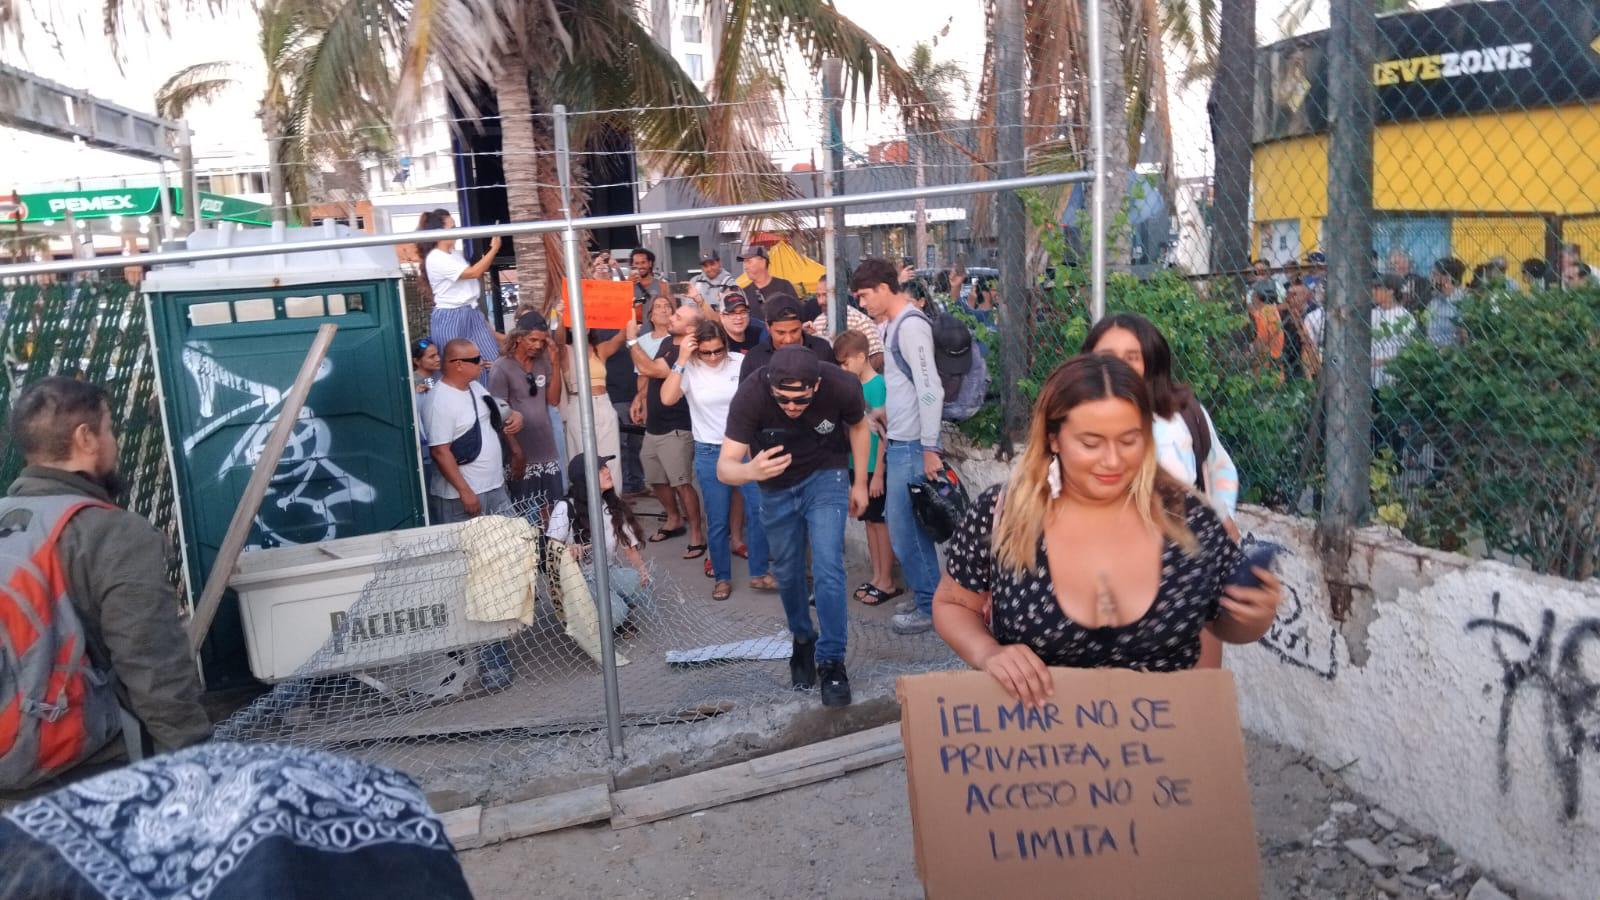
[1305,251,1327,265]
[763,293,805,324]
[700,250,721,263]
[724,296,750,313]
[932,316,975,377]
[567,453,616,487]
[766,346,822,389]
[737,245,769,261]
[516,309,550,332]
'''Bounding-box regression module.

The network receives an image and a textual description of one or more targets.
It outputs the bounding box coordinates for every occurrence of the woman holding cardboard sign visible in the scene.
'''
[932,354,1283,708]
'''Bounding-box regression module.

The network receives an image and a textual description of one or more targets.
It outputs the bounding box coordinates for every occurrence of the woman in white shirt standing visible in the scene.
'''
[660,320,775,601]
[416,209,503,378]
[1083,312,1242,670]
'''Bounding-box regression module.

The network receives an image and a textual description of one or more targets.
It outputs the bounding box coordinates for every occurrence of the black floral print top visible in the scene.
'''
[946,484,1244,672]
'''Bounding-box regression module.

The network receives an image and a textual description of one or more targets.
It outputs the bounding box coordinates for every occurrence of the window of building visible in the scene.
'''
[685,53,704,81]
[681,15,702,43]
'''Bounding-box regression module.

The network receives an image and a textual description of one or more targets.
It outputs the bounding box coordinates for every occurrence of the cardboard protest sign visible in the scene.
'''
[897,668,1259,900]
[556,279,638,329]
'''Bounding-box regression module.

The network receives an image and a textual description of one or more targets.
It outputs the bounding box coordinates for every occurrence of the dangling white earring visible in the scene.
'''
[1048,454,1063,499]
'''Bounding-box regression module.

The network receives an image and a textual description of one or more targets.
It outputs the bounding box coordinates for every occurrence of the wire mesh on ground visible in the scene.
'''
[215,495,959,801]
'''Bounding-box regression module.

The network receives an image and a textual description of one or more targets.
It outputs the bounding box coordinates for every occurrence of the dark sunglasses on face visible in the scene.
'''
[449,356,483,366]
[770,390,815,408]
[697,346,727,359]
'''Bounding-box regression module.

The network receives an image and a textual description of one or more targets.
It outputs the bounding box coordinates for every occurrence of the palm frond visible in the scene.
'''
[154,60,236,118]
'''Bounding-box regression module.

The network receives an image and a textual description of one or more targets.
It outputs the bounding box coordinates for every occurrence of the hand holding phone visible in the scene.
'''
[1227,542,1281,589]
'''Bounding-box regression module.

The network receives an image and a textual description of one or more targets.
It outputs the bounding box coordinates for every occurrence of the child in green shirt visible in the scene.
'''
[833,330,901,605]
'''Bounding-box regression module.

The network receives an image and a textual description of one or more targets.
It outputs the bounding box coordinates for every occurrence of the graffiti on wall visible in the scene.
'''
[1466,592,1600,820]
[182,342,377,547]
[1248,534,1340,680]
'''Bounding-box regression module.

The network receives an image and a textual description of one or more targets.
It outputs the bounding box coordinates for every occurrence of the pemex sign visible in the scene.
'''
[9,188,164,222]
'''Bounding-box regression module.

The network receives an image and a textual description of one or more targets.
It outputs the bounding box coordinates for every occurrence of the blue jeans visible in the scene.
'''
[760,469,849,663]
[886,440,942,615]
[614,400,646,493]
[695,443,771,582]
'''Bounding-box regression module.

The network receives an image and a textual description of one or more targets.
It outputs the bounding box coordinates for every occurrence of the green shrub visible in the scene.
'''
[1381,286,1600,579]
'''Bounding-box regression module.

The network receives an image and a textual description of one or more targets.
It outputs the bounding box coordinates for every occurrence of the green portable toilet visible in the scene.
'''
[143,221,427,686]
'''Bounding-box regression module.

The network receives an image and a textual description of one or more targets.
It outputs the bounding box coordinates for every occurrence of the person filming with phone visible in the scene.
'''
[933,355,1284,708]
[718,347,870,709]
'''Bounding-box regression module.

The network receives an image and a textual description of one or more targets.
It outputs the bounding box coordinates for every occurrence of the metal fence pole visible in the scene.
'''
[1086,0,1107,322]
[823,59,846,335]
[554,104,626,758]
[1318,0,1377,618]
[994,0,1029,440]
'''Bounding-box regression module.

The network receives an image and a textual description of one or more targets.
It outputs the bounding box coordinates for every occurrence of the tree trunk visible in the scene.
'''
[1211,0,1256,284]
[1100,0,1132,272]
[497,56,560,315]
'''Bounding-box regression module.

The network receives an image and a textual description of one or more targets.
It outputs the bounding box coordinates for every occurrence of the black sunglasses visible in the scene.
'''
[449,355,483,366]
[770,390,815,408]
[697,346,727,359]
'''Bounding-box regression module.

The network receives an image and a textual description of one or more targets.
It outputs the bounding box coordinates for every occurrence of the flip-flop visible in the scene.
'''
[649,525,686,542]
[852,582,876,601]
[856,585,903,607]
[748,575,779,592]
[704,558,714,578]
[682,543,707,560]
[712,581,733,602]
[731,542,749,559]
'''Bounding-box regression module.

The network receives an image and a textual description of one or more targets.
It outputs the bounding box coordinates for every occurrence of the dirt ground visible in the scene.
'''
[459,734,1504,900]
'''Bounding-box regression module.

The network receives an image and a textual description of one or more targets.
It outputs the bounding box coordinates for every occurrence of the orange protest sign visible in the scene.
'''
[556,279,639,330]
[896,668,1260,900]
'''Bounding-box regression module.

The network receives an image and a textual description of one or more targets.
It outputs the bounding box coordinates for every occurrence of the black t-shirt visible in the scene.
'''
[738,332,835,381]
[724,361,865,490]
[645,341,693,435]
[598,329,636,404]
[725,319,768,354]
[740,277,797,322]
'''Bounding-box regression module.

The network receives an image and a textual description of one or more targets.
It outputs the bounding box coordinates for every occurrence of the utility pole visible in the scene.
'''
[823,59,847,336]
[1318,0,1377,620]
[180,123,200,235]
[994,0,1028,441]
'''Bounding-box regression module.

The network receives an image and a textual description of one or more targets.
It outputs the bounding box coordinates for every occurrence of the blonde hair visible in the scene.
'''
[992,355,1197,575]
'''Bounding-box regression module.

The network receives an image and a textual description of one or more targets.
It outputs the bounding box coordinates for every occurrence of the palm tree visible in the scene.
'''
[903,40,968,269]
[973,0,1174,273]
[154,0,395,226]
[384,0,936,311]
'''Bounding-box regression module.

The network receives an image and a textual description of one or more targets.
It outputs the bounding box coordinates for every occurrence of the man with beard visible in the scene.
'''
[1,378,210,785]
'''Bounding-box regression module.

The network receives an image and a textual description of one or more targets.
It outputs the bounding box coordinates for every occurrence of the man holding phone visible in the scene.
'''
[719,347,870,708]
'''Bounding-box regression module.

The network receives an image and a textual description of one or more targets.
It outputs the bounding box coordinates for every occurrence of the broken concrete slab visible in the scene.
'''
[1464,877,1514,900]
[1344,837,1393,868]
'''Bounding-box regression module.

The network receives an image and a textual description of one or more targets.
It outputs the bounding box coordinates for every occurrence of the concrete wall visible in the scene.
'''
[856,441,1598,898]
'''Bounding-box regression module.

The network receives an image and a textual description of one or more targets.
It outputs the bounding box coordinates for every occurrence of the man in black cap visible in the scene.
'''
[718,346,870,707]
[688,250,739,313]
[735,244,797,323]
[738,294,834,380]
[719,295,768,354]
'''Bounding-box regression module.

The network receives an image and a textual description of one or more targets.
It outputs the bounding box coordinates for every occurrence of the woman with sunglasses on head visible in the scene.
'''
[488,314,565,522]
[411,337,442,393]
[660,320,776,601]
[934,355,1283,708]
[415,209,503,379]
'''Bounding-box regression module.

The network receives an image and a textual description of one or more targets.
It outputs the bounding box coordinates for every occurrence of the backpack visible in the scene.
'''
[0,495,124,790]
[888,306,991,422]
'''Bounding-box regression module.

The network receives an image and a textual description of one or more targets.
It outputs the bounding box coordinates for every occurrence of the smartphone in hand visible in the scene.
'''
[1227,542,1282,589]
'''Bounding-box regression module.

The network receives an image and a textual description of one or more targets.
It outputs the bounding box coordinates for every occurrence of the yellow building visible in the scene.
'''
[1250,0,1600,273]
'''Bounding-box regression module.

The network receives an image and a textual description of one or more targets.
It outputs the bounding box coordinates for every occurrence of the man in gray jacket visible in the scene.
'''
[854,258,945,635]
[4,378,211,772]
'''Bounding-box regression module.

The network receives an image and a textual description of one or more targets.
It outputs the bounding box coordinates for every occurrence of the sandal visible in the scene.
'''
[704,558,714,578]
[748,574,779,592]
[852,582,875,601]
[649,525,686,543]
[731,542,749,559]
[856,585,903,607]
[712,581,733,601]
[682,543,707,560]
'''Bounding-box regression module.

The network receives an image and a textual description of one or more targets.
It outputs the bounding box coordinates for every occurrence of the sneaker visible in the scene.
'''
[790,638,817,690]
[818,660,852,707]
[893,597,917,615]
[891,609,934,635]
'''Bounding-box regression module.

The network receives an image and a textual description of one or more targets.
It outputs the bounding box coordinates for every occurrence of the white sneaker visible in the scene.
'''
[894,597,917,615]
[891,610,934,635]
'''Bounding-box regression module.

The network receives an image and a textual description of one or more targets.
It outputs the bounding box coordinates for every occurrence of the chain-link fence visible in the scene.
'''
[932,0,1598,582]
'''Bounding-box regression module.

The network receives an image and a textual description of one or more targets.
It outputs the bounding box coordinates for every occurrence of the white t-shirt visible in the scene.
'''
[1370,306,1416,389]
[548,499,641,555]
[424,381,504,498]
[678,353,745,444]
[427,248,481,309]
